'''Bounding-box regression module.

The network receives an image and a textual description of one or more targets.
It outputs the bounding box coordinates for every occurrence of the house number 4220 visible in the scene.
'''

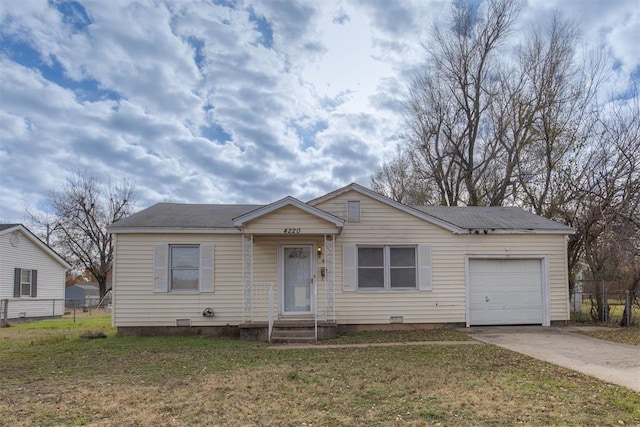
[283,228,301,234]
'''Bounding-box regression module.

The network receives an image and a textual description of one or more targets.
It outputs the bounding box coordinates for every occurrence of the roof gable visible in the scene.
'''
[308,183,466,233]
[0,224,71,269]
[232,196,344,228]
[309,183,573,234]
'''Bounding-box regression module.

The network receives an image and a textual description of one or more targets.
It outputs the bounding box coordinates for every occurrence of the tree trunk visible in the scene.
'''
[98,278,108,299]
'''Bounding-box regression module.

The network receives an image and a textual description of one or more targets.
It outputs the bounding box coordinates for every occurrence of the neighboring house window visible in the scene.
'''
[14,268,37,298]
[357,246,417,290]
[347,200,360,223]
[170,245,200,291]
[153,244,215,293]
[21,269,32,296]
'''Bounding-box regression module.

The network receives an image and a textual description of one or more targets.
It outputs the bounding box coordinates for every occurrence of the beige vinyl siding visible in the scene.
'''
[243,205,339,234]
[316,190,569,325]
[0,232,66,319]
[250,235,325,318]
[114,190,570,327]
[113,233,244,327]
[114,233,328,326]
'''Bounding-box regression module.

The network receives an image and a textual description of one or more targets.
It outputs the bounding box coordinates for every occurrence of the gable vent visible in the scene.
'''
[347,200,360,223]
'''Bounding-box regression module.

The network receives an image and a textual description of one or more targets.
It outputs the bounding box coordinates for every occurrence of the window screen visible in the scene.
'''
[357,247,384,288]
[170,245,200,291]
[356,246,417,290]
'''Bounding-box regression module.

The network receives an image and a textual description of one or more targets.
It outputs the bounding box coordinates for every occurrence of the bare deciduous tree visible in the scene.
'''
[406,0,520,206]
[372,0,640,314]
[371,149,435,205]
[571,97,640,320]
[515,15,605,218]
[29,172,134,298]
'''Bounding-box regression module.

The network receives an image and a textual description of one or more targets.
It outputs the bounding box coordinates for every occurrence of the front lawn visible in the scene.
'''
[579,328,640,346]
[323,327,471,344]
[0,316,639,426]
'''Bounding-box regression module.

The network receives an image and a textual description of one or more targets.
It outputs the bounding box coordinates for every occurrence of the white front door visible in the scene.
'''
[282,245,314,314]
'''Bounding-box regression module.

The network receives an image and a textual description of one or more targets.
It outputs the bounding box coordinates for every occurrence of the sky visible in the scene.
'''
[1,0,639,223]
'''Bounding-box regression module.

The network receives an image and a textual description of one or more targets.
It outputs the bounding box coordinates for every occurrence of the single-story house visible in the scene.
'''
[108,183,573,340]
[0,224,70,320]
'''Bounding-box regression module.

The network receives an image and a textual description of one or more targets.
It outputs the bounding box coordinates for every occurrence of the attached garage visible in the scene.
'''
[467,257,548,326]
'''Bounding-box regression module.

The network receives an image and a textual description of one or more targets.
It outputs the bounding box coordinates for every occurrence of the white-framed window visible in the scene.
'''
[21,269,33,296]
[170,245,200,291]
[14,268,37,298]
[357,246,417,290]
[153,244,214,293]
[343,244,431,292]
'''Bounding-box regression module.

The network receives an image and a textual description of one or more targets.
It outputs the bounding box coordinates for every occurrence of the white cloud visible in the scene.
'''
[0,0,638,223]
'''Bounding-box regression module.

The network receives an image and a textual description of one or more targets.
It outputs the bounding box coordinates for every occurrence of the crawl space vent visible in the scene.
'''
[390,316,404,324]
[175,318,191,327]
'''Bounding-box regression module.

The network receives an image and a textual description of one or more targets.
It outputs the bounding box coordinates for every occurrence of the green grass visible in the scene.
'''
[323,328,470,344]
[0,316,639,426]
[6,313,112,331]
[0,313,114,350]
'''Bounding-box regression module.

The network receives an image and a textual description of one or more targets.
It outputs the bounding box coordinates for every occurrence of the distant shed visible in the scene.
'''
[65,282,111,307]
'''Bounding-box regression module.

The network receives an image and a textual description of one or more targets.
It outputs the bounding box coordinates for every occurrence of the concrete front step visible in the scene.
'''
[273,320,315,328]
[271,328,316,343]
[240,320,338,342]
[271,329,315,337]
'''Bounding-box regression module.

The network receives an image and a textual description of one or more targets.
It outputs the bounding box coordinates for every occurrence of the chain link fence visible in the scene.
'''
[1,294,112,327]
[0,298,66,326]
[570,282,639,327]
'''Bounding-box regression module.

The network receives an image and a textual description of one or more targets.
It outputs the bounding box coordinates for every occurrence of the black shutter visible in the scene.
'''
[14,268,20,297]
[31,270,37,297]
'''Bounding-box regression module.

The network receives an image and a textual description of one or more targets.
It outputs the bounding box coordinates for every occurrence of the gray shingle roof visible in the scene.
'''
[110,201,571,233]
[411,206,572,232]
[110,203,263,229]
[0,223,21,232]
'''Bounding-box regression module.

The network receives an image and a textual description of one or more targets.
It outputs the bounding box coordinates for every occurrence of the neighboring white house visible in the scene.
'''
[108,183,573,339]
[0,224,70,320]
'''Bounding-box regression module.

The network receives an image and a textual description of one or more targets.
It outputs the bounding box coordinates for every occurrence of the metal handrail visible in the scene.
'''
[267,283,274,343]
[313,277,318,342]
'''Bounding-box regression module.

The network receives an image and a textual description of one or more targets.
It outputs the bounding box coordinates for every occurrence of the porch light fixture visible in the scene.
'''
[317,246,323,257]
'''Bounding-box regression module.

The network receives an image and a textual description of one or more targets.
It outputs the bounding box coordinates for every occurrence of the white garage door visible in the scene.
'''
[468,259,543,326]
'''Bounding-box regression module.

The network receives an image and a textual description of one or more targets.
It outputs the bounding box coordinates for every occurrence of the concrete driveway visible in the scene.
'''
[467,326,640,393]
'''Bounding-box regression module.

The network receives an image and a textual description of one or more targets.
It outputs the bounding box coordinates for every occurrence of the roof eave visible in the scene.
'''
[459,228,574,235]
[0,224,23,236]
[108,227,241,234]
